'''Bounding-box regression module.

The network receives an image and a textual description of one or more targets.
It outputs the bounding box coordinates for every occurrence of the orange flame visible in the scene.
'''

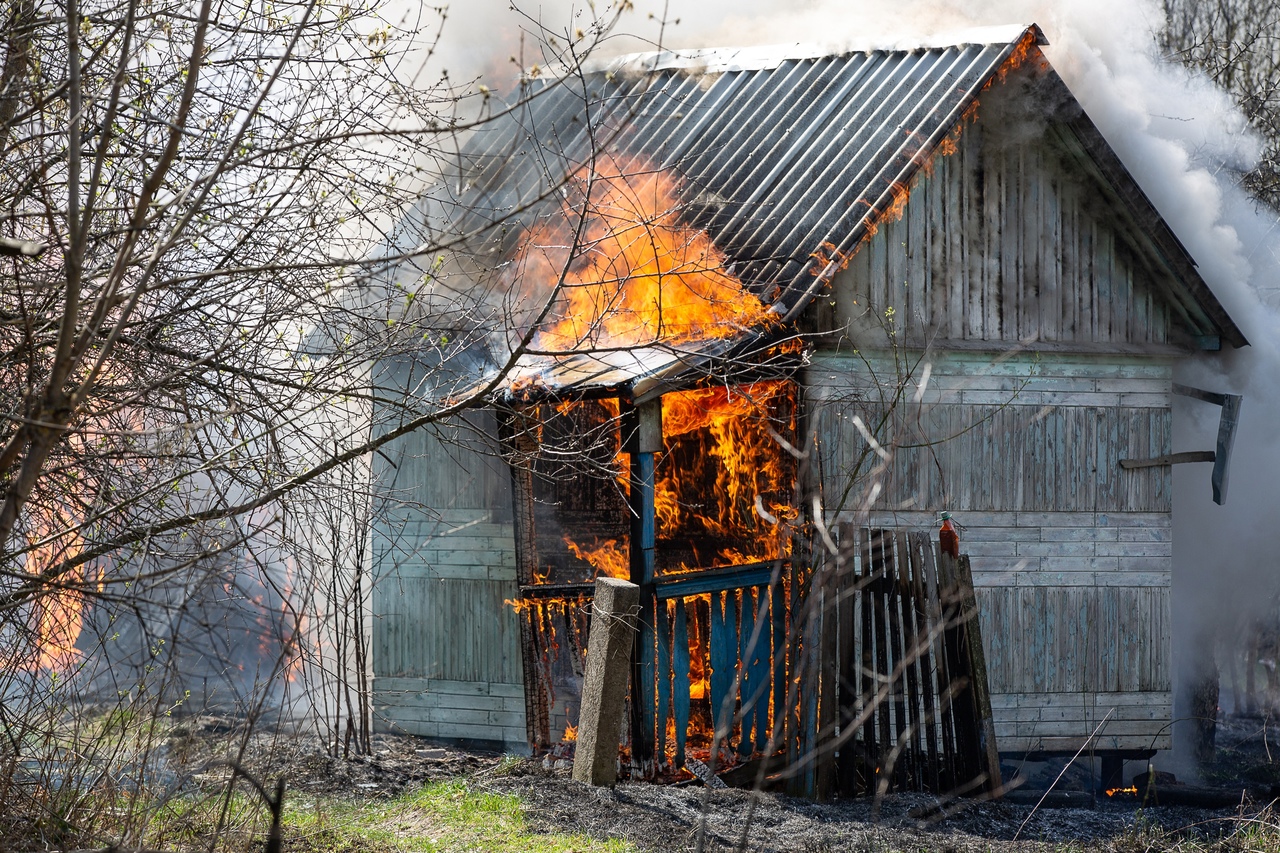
[867,36,1043,229]
[25,510,87,672]
[563,723,578,742]
[562,535,629,579]
[809,241,851,277]
[683,596,712,701]
[994,30,1046,84]
[861,179,914,242]
[509,153,777,357]
[656,381,797,570]
[1105,785,1139,797]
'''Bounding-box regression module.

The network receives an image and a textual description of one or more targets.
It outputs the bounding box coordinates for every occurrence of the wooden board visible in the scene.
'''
[368,365,527,746]
[827,102,1177,349]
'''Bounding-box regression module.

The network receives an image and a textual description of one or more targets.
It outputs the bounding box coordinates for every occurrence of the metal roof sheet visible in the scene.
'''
[440,22,1243,399]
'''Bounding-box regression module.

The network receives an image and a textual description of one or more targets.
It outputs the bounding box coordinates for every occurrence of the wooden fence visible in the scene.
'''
[831,527,1000,796]
[517,529,1000,799]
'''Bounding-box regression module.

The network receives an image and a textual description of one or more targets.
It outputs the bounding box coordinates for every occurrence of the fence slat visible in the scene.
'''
[656,598,672,762]
[673,600,690,768]
[750,585,771,754]
[738,589,755,758]
[771,579,786,743]
[859,531,876,786]
[894,530,923,789]
[909,533,942,792]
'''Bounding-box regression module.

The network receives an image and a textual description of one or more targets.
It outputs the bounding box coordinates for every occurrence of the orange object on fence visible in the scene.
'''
[938,512,959,559]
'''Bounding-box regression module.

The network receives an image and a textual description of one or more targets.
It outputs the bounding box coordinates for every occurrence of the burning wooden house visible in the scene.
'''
[368,23,1246,794]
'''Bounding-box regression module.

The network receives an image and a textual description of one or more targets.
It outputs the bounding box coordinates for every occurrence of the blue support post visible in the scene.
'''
[623,399,661,776]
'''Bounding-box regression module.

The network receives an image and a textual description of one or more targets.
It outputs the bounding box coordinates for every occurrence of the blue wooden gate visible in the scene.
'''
[633,561,794,774]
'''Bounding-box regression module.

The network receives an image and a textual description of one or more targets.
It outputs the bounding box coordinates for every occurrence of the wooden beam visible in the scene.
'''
[1119,451,1215,469]
[502,405,551,751]
[1172,383,1228,406]
[955,555,1002,797]
[624,398,662,777]
[1171,384,1244,504]
[1213,394,1242,505]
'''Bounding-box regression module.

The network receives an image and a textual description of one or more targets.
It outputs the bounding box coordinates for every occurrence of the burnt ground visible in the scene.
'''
[168,712,1280,852]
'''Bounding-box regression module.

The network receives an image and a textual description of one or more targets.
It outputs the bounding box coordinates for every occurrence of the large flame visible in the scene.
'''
[504,153,799,765]
[510,153,776,356]
[657,380,797,571]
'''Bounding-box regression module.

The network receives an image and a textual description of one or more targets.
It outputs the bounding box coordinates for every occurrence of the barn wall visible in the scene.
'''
[369,357,526,748]
[820,104,1177,350]
[808,350,1175,752]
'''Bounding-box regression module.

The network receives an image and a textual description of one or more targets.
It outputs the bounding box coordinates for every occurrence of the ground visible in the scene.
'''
[150,712,1280,853]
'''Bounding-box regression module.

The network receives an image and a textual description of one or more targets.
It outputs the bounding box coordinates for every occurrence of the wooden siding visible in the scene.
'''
[373,418,512,519]
[810,353,1174,514]
[375,572,521,682]
[853,508,1173,751]
[980,585,1170,694]
[371,357,524,746]
[371,504,525,744]
[857,510,1172,580]
[990,693,1172,752]
[821,100,1174,348]
[373,677,526,742]
[819,403,1172,513]
[810,351,1174,752]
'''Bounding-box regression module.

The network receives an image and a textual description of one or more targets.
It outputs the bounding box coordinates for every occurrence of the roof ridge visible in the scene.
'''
[589,23,1045,76]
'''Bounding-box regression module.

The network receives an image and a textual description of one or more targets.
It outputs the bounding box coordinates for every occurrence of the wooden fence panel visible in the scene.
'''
[835,528,999,796]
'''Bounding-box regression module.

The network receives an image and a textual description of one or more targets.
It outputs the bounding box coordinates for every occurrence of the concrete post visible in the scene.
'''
[572,577,640,786]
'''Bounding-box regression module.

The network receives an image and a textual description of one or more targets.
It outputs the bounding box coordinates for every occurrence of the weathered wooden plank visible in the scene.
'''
[870,535,893,777]
[906,533,941,791]
[989,690,1173,709]
[771,579,787,746]
[628,436,659,773]
[884,536,911,787]
[946,138,966,340]
[752,586,774,755]
[710,590,733,743]
[739,588,758,758]
[997,720,1172,738]
[926,146,945,335]
[920,535,958,789]
[830,105,1182,349]
[860,533,877,779]
[673,599,691,767]
[997,734,1172,752]
[992,703,1173,722]
[656,598,672,762]
[897,532,926,789]
[955,555,1001,794]
[937,552,980,784]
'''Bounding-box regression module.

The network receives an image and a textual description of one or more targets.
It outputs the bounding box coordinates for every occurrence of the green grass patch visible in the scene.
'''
[133,779,636,853]
[279,780,635,853]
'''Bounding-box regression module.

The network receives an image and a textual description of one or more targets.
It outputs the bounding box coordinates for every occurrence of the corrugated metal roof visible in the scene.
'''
[437,22,1243,399]
[463,27,1038,302]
